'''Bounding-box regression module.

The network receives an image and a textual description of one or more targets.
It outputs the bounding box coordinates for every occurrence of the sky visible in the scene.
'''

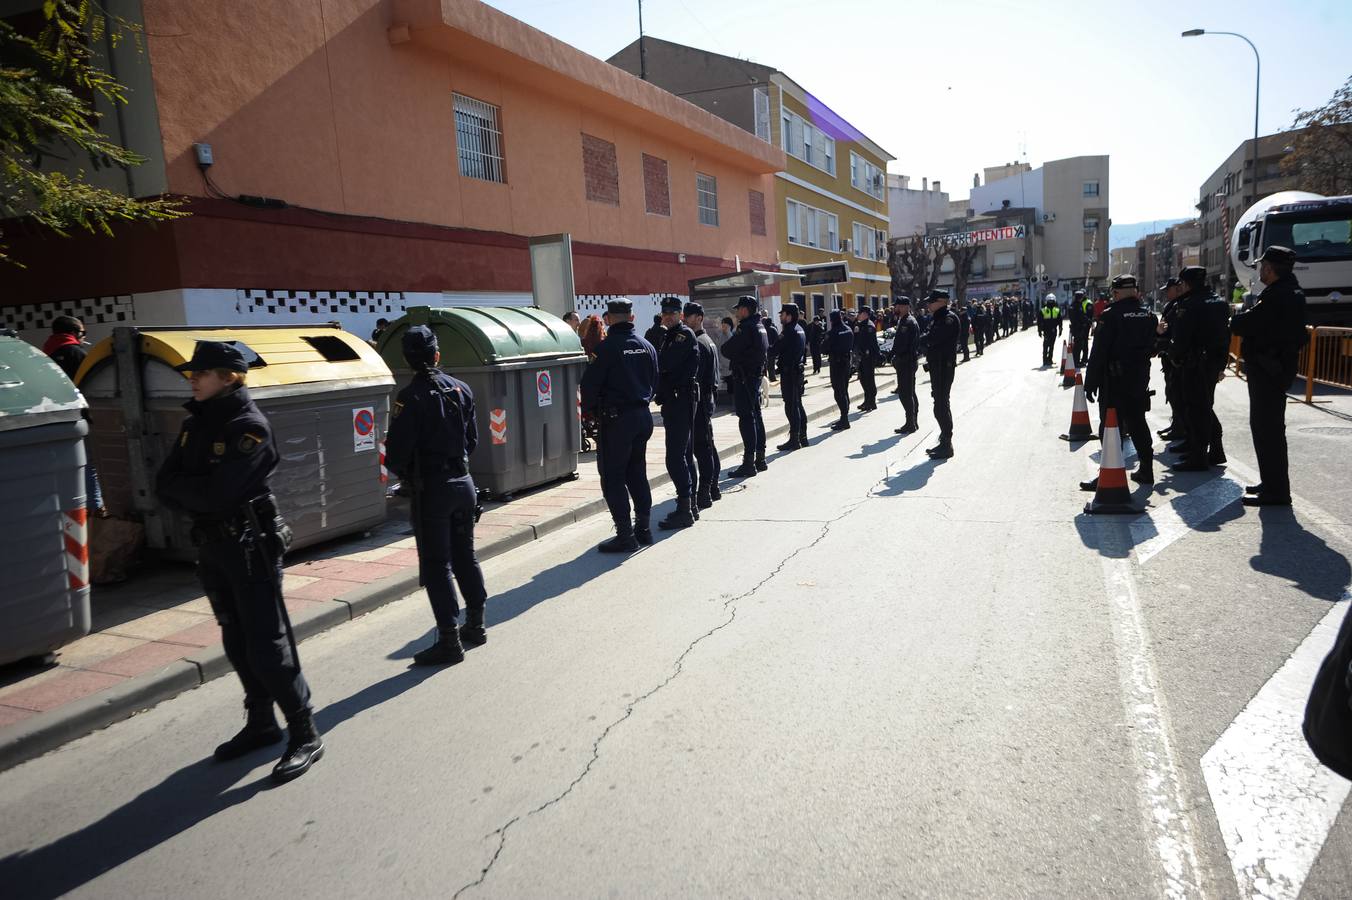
[483,0,1351,226]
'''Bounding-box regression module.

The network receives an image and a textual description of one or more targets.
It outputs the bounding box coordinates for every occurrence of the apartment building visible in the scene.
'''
[2,0,784,340]
[608,37,895,318]
[888,175,950,238]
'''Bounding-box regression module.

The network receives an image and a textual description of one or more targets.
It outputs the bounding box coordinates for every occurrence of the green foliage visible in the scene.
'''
[0,0,184,266]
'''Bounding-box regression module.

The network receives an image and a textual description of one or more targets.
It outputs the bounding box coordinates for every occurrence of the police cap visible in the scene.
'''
[894,295,911,306]
[1073,289,1086,298]
[660,296,683,313]
[1111,274,1138,290]
[1178,265,1207,286]
[682,301,704,317]
[735,295,760,312]
[606,298,633,316]
[401,325,438,365]
[780,302,799,316]
[1257,245,1296,266]
[174,340,248,373]
[926,289,950,302]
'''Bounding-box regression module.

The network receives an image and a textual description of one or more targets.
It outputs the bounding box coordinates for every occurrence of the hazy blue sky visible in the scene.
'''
[484,0,1350,226]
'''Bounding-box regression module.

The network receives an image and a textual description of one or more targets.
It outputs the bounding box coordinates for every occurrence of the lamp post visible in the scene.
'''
[1182,29,1260,207]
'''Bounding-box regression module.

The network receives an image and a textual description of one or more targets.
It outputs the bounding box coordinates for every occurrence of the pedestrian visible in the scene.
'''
[43,315,106,516]
[1038,293,1061,366]
[154,341,322,783]
[825,309,854,431]
[563,310,581,334]
[580,314,606,359]
[1155,277,1188,445]
[971,301,987,357]
[956,303,971,363]
[580,299,659,551]
[890,297,921,435]
[853,307,880,412]
[1166,265,1230,472]
[775,303,808,451]
[654,298,700,530]
[807,315,825,374]
[1082,274,1159,487]
[1229,246,1308,507]
[644,313,665,347]
[720,296,769,476]
[922,290,959,458]
[370,317,390,344]
[684,302,721,508]
[717,316,735,394]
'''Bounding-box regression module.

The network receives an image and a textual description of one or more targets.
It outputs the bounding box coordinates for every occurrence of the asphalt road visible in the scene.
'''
[2,327,1350,899]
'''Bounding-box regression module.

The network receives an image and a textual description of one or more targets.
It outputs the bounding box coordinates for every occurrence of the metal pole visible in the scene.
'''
[638,0,647,81]
[1182,30,1260,204]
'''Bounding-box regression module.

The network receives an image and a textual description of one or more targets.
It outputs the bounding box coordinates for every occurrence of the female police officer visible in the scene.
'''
[155,340,323,784]
[384,325,490,665]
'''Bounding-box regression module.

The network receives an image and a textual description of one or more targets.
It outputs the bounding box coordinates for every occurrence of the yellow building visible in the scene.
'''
[608,39,895,316]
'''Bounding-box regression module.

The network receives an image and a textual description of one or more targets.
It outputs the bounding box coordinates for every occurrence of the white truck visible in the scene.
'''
[1231,191,1352,323]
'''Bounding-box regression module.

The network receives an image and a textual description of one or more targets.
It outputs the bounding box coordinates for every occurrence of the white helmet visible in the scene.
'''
[1045,293,1057,302]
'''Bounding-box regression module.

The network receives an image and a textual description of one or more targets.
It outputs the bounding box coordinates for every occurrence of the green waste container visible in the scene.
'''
[0,336,91,665]
[377,307,586,499]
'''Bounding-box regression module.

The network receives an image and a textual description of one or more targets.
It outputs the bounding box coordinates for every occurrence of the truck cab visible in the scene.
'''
[1232,193,1352,322]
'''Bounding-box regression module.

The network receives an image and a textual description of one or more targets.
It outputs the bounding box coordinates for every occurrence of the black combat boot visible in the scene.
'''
[413,626,466,666]
[658,497,696,530]
[829,419,850,431]
[776,438,802,452]
[1208,443,1227,466]
[709,482,722,502]
[726,458,757,478]
[1131,465,1155,485]
[272,709,325,784]
[634,511,653,545]
[214,701,283,761]
[696,487,713,510]
[754,454,768,472]
[600,524,640,553]
[926,443,954,459]
[459,607,487,648]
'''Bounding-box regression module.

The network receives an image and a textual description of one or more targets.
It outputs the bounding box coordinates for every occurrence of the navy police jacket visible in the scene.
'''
[657,322,700,404]
[156,385,277,524]
[720,316,768,382]
[580,321,658,414]
[384,367,477,480]
[775,321,806,372]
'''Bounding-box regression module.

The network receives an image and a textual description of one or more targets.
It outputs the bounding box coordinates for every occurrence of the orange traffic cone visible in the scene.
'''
[1059,371,1098,442]
[1084,408,1140,515]
[1061,339,1078,387]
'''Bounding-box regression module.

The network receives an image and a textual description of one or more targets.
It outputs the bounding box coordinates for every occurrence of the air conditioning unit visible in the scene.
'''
[1043,212,1057,223]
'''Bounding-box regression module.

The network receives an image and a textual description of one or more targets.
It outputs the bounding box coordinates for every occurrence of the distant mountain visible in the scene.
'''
[1110,218,1191,251]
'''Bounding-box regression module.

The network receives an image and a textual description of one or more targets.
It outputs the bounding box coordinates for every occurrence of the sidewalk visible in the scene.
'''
[0,359,933,770]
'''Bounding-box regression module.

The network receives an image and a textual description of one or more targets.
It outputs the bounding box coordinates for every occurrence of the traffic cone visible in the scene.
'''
[1057,340,1067,377]
[1061,339,1078,387]
[1059,371,1098,442]
[1084,408,1140,515]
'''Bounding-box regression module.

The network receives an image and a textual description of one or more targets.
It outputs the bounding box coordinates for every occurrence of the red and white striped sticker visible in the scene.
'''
[377,439,388,483]
[490,408,507,445]
[63,507,89,590]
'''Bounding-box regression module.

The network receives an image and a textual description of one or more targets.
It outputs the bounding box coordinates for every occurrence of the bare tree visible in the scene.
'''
[886,235,947,299]
[1280,75,1352,196]
[947,245,981,303]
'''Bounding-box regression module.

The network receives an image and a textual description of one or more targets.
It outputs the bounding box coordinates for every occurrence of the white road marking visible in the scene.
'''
[1201,597,1351,900]
[1131,476,1245,565]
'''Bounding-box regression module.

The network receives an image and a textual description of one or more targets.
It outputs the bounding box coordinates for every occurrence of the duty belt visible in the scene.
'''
[189,519,242,546]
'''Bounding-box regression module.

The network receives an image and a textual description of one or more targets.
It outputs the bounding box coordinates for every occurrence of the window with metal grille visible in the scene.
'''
[697,173,719,226]
[454,93,505,183]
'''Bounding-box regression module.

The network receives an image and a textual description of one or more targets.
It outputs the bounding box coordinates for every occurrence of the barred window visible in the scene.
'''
[697,173,719,226]
[454,93,505,183]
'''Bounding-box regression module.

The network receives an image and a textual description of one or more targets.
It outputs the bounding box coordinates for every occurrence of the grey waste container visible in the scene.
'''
[377,307,586,499]
[0,336,91,665]
[75,325,394,559]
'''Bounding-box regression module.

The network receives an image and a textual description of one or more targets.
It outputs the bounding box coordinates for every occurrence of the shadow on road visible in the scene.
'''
[875,458,943,497]
[849,432,901,459]
[1250,506,1352,603]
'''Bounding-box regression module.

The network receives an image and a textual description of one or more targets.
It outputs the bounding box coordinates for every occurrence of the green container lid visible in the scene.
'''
[0,337,87,432]
[378,306,583,370]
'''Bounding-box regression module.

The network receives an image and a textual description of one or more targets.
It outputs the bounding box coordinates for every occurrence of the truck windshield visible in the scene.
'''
[1264,212,1352,262]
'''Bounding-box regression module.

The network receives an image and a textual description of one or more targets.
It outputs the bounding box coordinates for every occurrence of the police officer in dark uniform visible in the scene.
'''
[891,296,921,435]
[807,315,825,374]
[1155,277,1187,444]
[922,290,959,457]
[854,307,880,412]
[775,302,808,451]
[1039,293,1062,365]
[684,302,720,508]
[720,296,769,476]
[1230,246,1308,506]
[581,299,659,550]
[155,341,322,783]
[970,301,987,357]
[383,326,489,666]
[1069,290,1092,368]
[1083,274,1159,486]
[956,302,970,362]
[655,297,700,530]
[825,309,854,430]
[1166,265,1230,472]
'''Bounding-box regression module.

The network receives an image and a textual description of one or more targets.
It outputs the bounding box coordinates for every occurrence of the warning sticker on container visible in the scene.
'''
[536,370,553,408]
[352,406,376,452]
[490,408,507,445]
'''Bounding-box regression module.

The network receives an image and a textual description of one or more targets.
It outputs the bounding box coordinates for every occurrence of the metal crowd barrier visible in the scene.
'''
[1302,326,1352,403]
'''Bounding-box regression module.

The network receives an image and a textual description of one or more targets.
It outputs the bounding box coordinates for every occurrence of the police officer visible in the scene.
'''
[776,302,809,451]
[922,289,959,457]
[970,301,987,357]
[1038,292,1062,366]
[854,306,880,412]
[1083,274,1159,486]
[384,325,489,666]
[807,315,825,374]
[1155,277,1188,444]
[891,296,921,435]
[1069,290,1092,368]
[825,308,854,431]
[684,302,721,508]
[1230,246,1308,506]
[655,297,700,530]
[720,296,769,476]
[1166,265,1230,472]
[155,341,322,783]
[580,299,659,550]
[956,302,971,363]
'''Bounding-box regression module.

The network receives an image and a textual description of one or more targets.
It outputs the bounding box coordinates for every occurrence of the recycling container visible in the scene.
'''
[0,336,91,665]
[75,325,394,559]
[377,307,586,499]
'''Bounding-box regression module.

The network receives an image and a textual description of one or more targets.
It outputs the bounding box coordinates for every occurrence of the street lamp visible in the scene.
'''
[1183,29,1260,206]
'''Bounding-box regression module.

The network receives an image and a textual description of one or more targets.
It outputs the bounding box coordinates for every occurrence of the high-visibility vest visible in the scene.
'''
[1041,305,1060,320]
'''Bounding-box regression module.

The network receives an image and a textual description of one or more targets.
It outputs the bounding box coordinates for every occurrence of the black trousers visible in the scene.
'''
[1073,328,1090,367]
[598,408,654,529]
[974,329,985,355]
[858,360,877,407]
[1162,361,1186,430]
[929,358,955,442]
[1041,329,1056,365]
[895,360,918,426]
[413,477,487,629]
[692,400,717,496]
[661,395,696,497]
[810,347,822,373]
[829,360,851,421]
[781,366,807,440]
[959,331,969,362]
[732,377,765,461]
[1182,365,1224,464]
[1248,368,1294,498]
[198,536,311,718]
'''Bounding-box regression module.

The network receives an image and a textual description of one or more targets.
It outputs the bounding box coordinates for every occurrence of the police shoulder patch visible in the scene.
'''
[392,400,405,419]
[237,432,265,454]
[212,441,226,456]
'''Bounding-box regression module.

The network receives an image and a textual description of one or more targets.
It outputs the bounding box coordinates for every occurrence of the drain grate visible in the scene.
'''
[1298,426,1352,436]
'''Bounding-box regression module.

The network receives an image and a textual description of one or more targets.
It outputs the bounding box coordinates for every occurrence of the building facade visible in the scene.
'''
[926,207,1041,301]
[887,175,950,238]
[1,0,784,342]
[608,37,895,318]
